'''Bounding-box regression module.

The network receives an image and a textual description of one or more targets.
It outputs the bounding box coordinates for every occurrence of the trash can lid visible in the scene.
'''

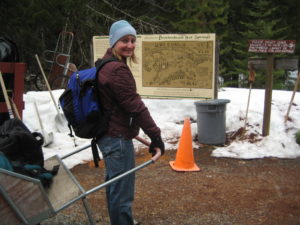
[194,99,230,105]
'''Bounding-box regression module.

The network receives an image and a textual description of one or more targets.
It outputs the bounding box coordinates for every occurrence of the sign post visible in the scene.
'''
[262,53,274,136]
[248,40,296,136]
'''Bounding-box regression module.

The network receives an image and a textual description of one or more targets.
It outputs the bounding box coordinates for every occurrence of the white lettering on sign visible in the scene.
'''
[248,40,296,53]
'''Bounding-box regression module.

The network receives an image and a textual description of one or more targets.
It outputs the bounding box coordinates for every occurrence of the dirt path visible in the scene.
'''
[42,146,300,225]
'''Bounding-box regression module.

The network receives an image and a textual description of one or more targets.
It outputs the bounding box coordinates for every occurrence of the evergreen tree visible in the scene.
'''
[170,0,228,34]
[226,0,288,88]
[270,0,300,55]
[1,0,299,90]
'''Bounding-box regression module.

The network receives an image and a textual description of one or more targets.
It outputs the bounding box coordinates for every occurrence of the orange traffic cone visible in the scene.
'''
[169,117,200,172]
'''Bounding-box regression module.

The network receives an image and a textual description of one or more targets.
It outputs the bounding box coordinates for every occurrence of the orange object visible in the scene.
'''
[169,117,200,172]
[248,63,256,83]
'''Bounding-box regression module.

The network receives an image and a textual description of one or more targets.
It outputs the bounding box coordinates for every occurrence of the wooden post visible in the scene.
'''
[262,53,274,136]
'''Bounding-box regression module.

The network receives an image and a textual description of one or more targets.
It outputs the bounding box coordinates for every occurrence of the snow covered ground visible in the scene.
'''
[22,88,300,169]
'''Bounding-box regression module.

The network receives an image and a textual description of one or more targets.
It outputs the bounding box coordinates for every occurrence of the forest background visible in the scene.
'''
[1,0,300,90]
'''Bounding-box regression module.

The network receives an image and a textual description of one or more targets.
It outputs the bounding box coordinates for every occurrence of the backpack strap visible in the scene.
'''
[79,57,118,97]
[89,57,119,168]
[91,138,100,167]
[95,57,119,73]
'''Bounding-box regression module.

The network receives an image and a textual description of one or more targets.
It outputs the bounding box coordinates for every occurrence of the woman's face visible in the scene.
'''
[113,35,136,58]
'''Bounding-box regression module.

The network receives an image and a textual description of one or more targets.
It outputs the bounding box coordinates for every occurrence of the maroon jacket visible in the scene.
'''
[97,48,161,140]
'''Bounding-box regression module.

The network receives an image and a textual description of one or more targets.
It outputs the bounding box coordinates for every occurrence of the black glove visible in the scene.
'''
[149,135,165,156]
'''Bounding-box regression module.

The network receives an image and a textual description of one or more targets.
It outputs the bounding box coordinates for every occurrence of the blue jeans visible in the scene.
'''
[97,136,135,225]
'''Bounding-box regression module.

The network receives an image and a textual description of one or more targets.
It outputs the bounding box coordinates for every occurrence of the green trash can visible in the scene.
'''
[194,99,230,145]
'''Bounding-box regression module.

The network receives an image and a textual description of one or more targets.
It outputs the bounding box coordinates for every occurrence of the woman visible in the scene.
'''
[97,20,165,225]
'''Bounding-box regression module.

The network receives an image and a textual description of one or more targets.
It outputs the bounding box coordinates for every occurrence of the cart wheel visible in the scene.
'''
[51,75,70,90]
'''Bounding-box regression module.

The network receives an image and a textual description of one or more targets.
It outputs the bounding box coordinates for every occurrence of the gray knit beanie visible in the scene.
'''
[109,20,136,47]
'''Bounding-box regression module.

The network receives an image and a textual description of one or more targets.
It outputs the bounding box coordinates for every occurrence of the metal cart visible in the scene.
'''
[0,137,160,225]
[42,31,74,89]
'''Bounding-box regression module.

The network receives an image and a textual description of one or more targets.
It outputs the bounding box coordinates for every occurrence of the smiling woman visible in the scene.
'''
[95,20,164,225]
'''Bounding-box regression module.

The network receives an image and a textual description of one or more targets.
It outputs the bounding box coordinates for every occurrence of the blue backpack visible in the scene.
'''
[59,57,118,166]
[59,57,117,139]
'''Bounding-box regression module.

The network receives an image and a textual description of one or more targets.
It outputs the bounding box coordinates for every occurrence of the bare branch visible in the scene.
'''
[101,0,170,33]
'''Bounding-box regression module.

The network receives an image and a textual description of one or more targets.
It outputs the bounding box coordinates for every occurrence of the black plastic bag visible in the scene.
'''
[0,118,44,166]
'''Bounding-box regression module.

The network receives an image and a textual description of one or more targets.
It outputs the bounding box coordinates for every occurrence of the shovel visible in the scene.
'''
[10,97,21,120]
[0,71,14,119]
[33,101,54,147]
[35,54,69,133]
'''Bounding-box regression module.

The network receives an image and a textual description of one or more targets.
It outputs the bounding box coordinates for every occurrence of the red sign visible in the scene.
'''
[248,40,296,54]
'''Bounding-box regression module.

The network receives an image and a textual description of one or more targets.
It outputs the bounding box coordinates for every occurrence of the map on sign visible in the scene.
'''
[142,41,213,88]
[248,40,296,54]
[92,34,216,99]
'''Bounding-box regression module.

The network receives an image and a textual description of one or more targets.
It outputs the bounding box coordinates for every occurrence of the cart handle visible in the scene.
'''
[61,136,162,162]
[134,136,161,162]
[56,137,161,213]
[55,136,161,213]
[151,148,161,162]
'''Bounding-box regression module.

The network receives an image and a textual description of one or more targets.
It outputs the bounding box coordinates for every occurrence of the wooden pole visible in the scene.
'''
[0,71,14,119]
[244,82,252,130]
[262,53,274,136]
[10,98,21,120]
[284,71,300,123]
[244,63,256,130]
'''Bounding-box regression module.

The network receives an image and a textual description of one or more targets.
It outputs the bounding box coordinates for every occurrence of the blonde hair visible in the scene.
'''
[112,48,137,66]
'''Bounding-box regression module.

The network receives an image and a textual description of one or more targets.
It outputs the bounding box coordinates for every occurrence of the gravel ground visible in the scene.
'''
[41,145,300,225]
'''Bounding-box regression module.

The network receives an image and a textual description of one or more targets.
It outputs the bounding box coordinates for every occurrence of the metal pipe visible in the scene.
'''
[61,144,91,159]
[57,136,161,213]
[56,159,153,213]
[82,197,96,225]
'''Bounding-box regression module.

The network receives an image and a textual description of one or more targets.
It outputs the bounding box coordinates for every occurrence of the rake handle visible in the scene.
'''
[0,71,14,119]
[35,54,60,114]
[10,98,21,120]
[285,71,300,123]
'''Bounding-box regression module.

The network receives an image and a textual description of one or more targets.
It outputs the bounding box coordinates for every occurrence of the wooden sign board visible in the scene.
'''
[248,40,296,54]
[248,57,298,70]
[92,34,216,99]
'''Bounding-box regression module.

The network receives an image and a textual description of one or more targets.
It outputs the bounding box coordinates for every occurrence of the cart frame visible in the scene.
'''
[42,31,74,89]
[0,137,160,225]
